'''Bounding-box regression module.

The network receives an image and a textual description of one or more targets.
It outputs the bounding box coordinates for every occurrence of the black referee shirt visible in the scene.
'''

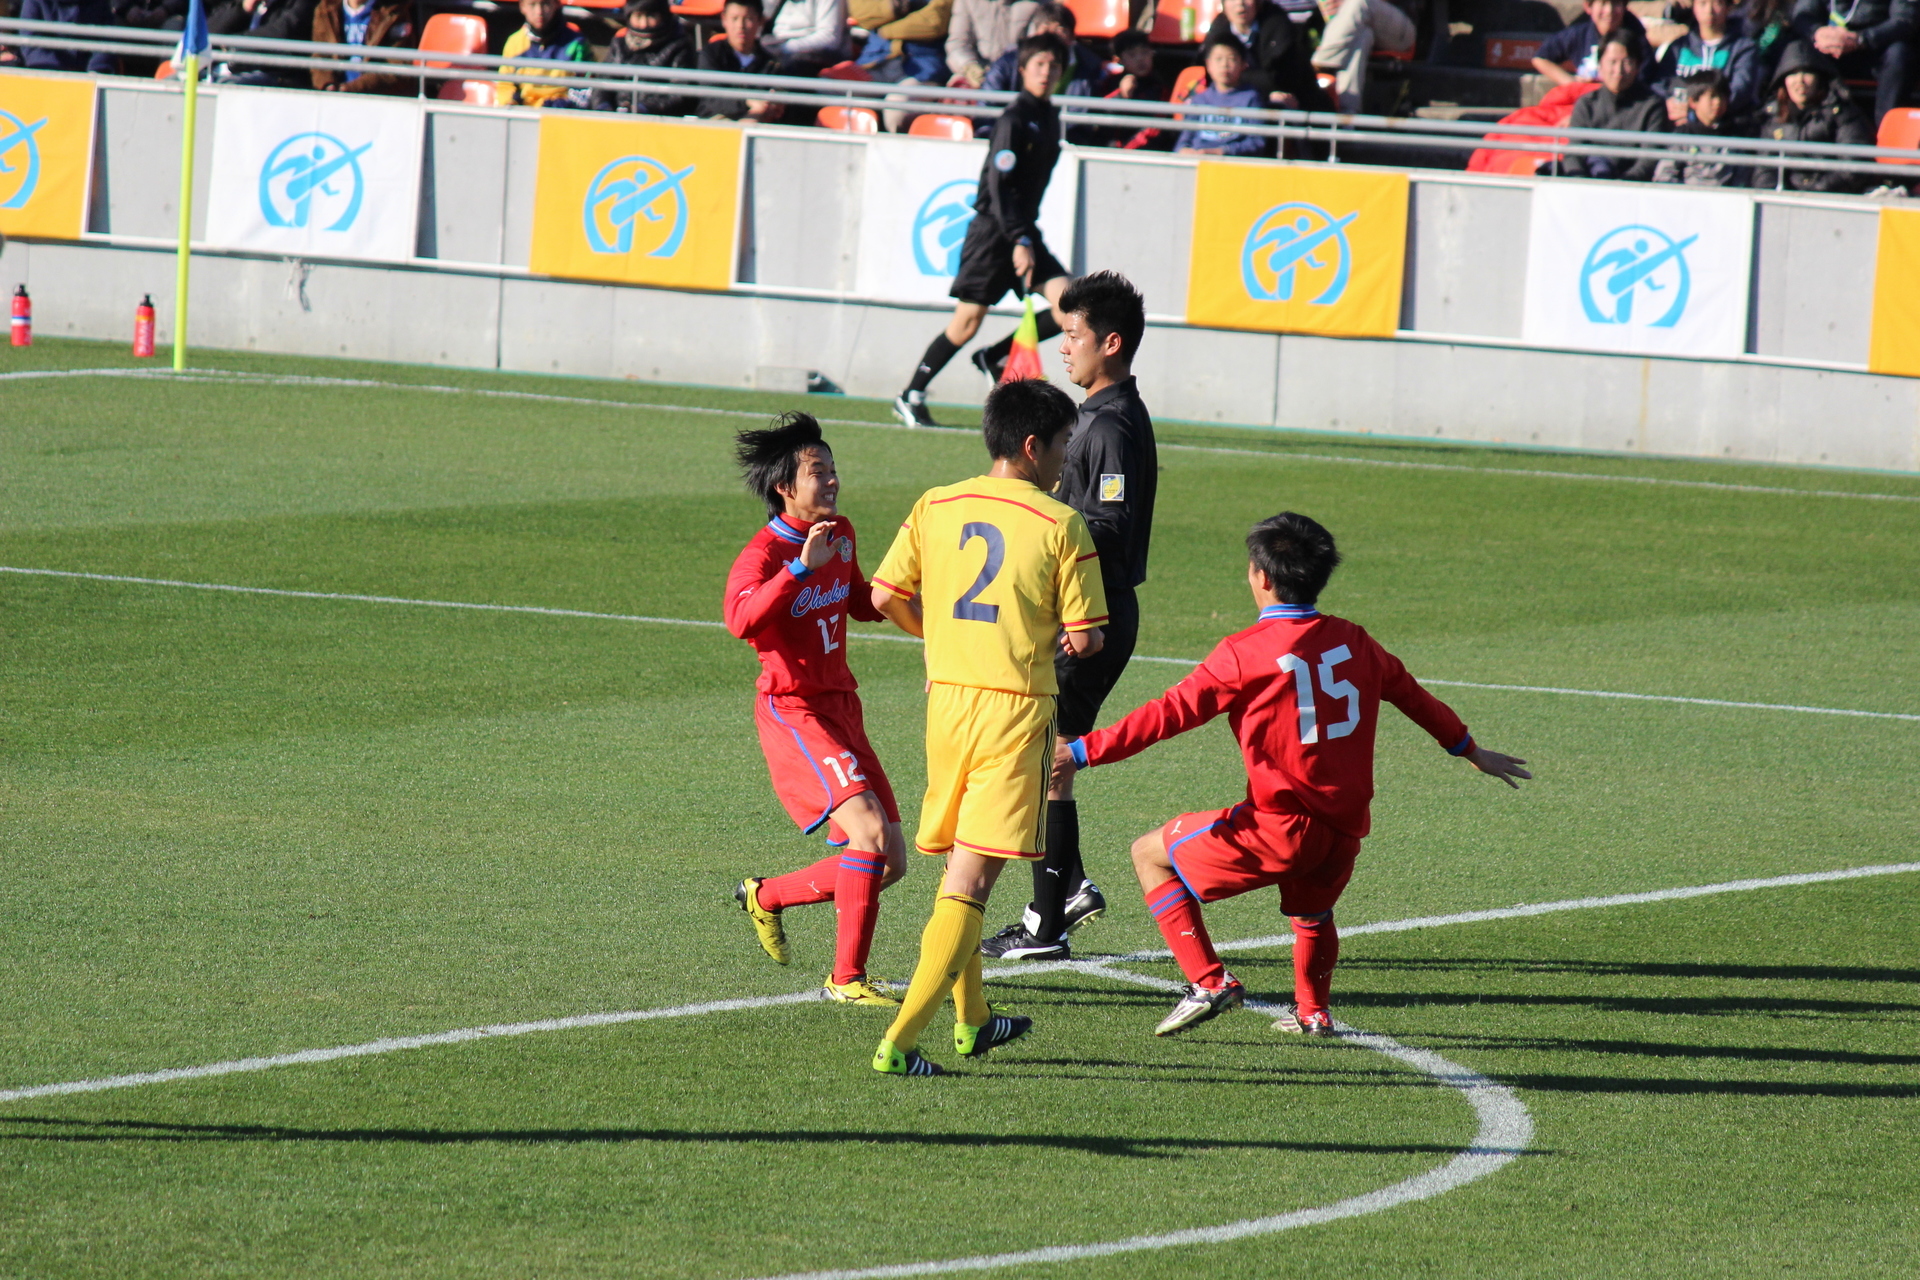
[1056,376,1157,592]
[975,89,1061,248]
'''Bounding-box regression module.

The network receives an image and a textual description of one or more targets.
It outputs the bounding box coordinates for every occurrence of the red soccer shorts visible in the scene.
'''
[754,690,899,835]
[1160,803,1358,917]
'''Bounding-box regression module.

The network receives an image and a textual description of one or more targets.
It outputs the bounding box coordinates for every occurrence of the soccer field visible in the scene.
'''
[4,338,1919,1279]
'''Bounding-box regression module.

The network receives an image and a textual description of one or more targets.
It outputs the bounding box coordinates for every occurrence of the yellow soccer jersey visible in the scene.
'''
[873,475,1109,697]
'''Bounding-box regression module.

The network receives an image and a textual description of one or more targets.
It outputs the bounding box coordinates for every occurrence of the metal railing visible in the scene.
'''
[7,16,1920,182]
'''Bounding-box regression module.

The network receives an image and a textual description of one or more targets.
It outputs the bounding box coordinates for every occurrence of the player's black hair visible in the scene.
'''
[1599,28,1642,65]
[1246,512,1342,605]
[735,412,830,519]
[1017,31,1069,71]
[1685,68,1732,100]
[1059,270,1147,364]
[983,379,1077,461]
[1112,27,1151,55]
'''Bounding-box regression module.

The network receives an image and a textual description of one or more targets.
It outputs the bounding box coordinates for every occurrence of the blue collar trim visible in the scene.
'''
[767,515,808,545]
[1260,603,1319,620]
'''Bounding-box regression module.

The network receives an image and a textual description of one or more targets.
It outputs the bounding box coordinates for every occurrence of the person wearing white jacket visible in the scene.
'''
[763,0,853,70]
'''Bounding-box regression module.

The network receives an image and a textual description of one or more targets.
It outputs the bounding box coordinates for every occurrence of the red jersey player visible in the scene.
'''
[725,413,906,1006]
[1056,511,1530,1037]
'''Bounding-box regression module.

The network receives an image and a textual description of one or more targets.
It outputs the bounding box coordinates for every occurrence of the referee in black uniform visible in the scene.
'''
[981,271,1157,959]
[893,32,1073,429]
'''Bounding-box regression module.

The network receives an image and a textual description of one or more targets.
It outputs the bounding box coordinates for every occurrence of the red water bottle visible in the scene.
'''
[9,285,28,348]
[134,295,156,358]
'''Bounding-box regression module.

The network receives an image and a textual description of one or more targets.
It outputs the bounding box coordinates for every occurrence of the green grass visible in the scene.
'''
[2,338,1917,1278]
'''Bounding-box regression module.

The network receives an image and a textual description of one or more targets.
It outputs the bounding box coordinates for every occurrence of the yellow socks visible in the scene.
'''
[883,893,985,1051]
[954,945,989,1028]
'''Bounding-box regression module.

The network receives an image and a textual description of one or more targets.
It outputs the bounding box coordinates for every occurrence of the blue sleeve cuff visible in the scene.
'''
[787,558,812,580]
[1070,739,1089,768]
[1447,733,1475,757]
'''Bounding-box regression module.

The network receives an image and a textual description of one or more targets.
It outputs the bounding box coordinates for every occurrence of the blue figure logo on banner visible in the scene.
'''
[1241,202,1356,305]
[584,155,695,258]
[0,108,48,210]
[259,132,370,231]
[912,179,977,277]
[1578,224,1697,327]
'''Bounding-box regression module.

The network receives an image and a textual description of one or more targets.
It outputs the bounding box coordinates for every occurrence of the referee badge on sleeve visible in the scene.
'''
[1099,474,1125,502]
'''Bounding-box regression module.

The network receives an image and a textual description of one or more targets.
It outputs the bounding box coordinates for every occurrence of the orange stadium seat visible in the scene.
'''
[1877,108,1920,163]
[909,112,977,139]
[153,58,175,78]
[419,13,488,93]
[819,60,873,80]
[1066,0,1131,38]
[438,79,496,102]
[673,0,728,17]
[819,105,881,131]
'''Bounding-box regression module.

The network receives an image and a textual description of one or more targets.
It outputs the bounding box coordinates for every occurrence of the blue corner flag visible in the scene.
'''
[175,0,209,64]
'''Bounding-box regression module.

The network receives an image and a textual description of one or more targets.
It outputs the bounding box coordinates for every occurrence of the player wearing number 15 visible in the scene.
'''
[1057,512,1531,1039]
[865,380,1108,1076]
[724,414,905,1007]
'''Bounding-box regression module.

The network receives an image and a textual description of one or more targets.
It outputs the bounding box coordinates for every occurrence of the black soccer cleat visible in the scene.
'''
[955,1010,1033,1057]
[979,924,1069,961]
[1062,880,1107,935]
[970,346,1006,383]
[893,391,937,428]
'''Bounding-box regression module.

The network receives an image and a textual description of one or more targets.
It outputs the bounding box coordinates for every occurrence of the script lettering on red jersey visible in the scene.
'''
[722,515,885,698]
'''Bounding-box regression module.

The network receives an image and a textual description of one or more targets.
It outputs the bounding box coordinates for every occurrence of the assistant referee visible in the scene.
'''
[981,271,1157,960]
[893,32,1073,429]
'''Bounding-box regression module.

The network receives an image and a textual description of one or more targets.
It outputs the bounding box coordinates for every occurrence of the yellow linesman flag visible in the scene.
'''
[529,115,743,290]
[1869,207,1920,377]
[1000,294,1044,382]
[1185,161,1409,339]
[0,73,98,242]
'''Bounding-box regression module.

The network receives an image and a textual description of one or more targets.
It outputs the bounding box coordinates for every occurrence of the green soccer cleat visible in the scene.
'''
[955,1009,1033,1057]
[872,1039,946,1076]
[824,975,900,1006]
[734,878,789,965]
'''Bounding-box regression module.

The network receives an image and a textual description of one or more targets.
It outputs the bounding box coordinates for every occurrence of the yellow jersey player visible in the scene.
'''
[866,379,1108,1076]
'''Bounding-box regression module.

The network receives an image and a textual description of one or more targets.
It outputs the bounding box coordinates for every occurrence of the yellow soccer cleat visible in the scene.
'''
[823,975,900,1006]
[872,1039,945,1076]
[734,878,789,965]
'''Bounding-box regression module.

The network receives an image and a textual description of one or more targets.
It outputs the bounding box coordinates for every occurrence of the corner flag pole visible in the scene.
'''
[172,0,209,372]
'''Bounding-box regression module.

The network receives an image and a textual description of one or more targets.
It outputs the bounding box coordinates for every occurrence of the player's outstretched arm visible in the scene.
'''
[1465,745,1531,789]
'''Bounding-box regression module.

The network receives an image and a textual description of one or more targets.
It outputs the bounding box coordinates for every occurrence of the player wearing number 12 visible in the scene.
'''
[724,414,906,1007]
[1056,512,1531,1038]
[865,380,1109,1076]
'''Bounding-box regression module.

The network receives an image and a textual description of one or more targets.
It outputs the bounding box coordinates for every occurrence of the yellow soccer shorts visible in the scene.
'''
[915,682,1055,861]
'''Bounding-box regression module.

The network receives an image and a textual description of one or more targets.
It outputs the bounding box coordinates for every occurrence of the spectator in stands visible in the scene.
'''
[764,0,852,73]
[1532,0,1651,86]
[1309,0,1416,112]
[1176,36,1272,153]
[1747,0,1797,82]
[1206,0,1333,111]
[496,0,592,107]
[593,0,699,114]
[1654,68,1753,181]
[1092,29,1175,147]
[207,0,317,84]
[947,0,1039,85]
[1,0,16,66]
[1750,39,1873,189]
[111,0,188,33]
[1561,30,1669,177]
[699,0,785,120]
[850,0,952,83]
[981,5,1101,94]
[1789,0,1913,124]
[311,0,418,94]
[18,0,118,73]
[1653,0,1759,115]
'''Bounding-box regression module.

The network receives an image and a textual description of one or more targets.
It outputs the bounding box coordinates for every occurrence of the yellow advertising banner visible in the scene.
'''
[529,115,742,290]
[0,72,97,241]
[1868,207,1920,377]
[1185,162,1408,338]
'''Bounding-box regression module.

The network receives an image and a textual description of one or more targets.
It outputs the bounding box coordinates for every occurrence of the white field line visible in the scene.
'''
[5,565,1916,722]
[7,366,1919,504]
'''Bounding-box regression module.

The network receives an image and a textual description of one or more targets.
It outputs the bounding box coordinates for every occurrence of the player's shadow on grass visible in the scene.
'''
[1331,989,1920,1019]
[1424,1033,1920,1069]
[0,1115,1466,1159]
[1335,957,1920,986]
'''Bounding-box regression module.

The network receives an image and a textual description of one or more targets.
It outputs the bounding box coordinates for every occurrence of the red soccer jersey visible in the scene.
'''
[1079,604,1474,839]
[724,513,885,696]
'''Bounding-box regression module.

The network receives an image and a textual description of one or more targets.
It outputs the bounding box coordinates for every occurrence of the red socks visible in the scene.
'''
[1145,878,1227,990]
[755,855,839,910]
[831,850,885,984]
[1291,913,1339,1017]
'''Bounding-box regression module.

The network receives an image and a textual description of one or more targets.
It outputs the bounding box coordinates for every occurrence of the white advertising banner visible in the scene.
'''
[854,134,1078,306]
[1521,183,1754,359]
[205,87,424,263]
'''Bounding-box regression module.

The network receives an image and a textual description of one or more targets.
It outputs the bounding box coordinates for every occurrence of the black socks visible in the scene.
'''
[982,308,1063,364]
[1031,800,1081,941]
[907,332,962,395]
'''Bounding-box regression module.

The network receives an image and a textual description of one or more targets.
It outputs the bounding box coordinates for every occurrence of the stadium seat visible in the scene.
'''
[819,105,881,131]
[1878,107,1920,163]
[153,58,174,78]
[419,14,487,72]
[673,0,727,16]
[1151,0,1222,44]
[1065,0,1130,39]
[819,60,873,80]
[1170,63,1207,100]
[909,112,977,139]
[438,79,496,103]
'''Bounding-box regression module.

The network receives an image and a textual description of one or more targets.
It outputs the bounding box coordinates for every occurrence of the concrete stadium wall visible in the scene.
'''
[10,76,1918,474]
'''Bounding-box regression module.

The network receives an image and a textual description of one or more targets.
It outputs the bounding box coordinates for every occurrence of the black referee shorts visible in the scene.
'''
[1055,586,1139,739]
[949,215,1068,307]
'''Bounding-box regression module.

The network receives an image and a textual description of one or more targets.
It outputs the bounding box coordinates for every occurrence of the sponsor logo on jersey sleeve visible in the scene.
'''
[1099,474,1125,502]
